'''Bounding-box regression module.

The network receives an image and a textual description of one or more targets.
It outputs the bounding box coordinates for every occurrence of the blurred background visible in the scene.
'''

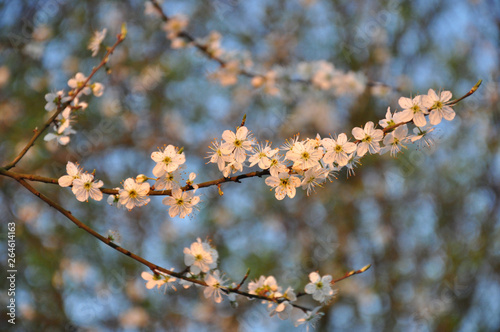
[0,0,499,331]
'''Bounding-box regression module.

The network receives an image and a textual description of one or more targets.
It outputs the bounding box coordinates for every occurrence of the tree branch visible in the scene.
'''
[149,0,394,91]
[0,167,369,312]
[3,33,126,171]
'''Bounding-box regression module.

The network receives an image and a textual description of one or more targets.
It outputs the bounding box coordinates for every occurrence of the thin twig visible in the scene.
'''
[374,80,481,138]
[3,34,126,171]
[332,264,371,284]
[446,79,482,106]
[234,268,251,290]
[149,0,394,91]
[1,169,271,196]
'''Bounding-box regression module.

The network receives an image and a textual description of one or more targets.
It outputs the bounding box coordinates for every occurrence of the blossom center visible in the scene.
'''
[129,189,138,199]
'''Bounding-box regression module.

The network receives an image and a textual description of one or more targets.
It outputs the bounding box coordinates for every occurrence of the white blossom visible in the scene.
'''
[144,2,161,17]
[71,173,104,202]
[248,275,281,298]
[222,160,243,177]
[183,238,218,275]
[269,301,293,320]
[301,166,330,196]
[380,125,409,157]
[155,170,181,190]
[56,107,73,134]
[265,172,301,200]
[409,123,436,148]
[44,90,65,111]
[88,28,106,57]
[107,188,124,208]
[220,126,253,164]
[293,306,325,329]
[44,126,76,145]
[162,188,200,218]
[248,143,279,169]
[422,89,455,125]
[151,145,186,176]
[352,121,384,157]
[204,270,228,303]
[285,140,323,170]
[141,270,177,291]
[119,178,151,210]
[322,133,357,167]
[304,272,336,303]
[58,161,83,187]
[207,140,230,171]
[397,95,428,127]
[379,107,397,128]
[68,72,91,95]
[91,82,104,97]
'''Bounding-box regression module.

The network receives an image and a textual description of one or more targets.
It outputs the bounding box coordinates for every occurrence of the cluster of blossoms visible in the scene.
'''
[60,144,200,218]
[44,73,104,145]
[161,13,252,89]
[141,238,230,302]
[155,9,372,97]
[297,60,366,96]
[107,144,201,218]
[246,271,337,325]
[208,89,455,199]
[140,238,338,328]
[44,28,108,145]
[149,144,201,218]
